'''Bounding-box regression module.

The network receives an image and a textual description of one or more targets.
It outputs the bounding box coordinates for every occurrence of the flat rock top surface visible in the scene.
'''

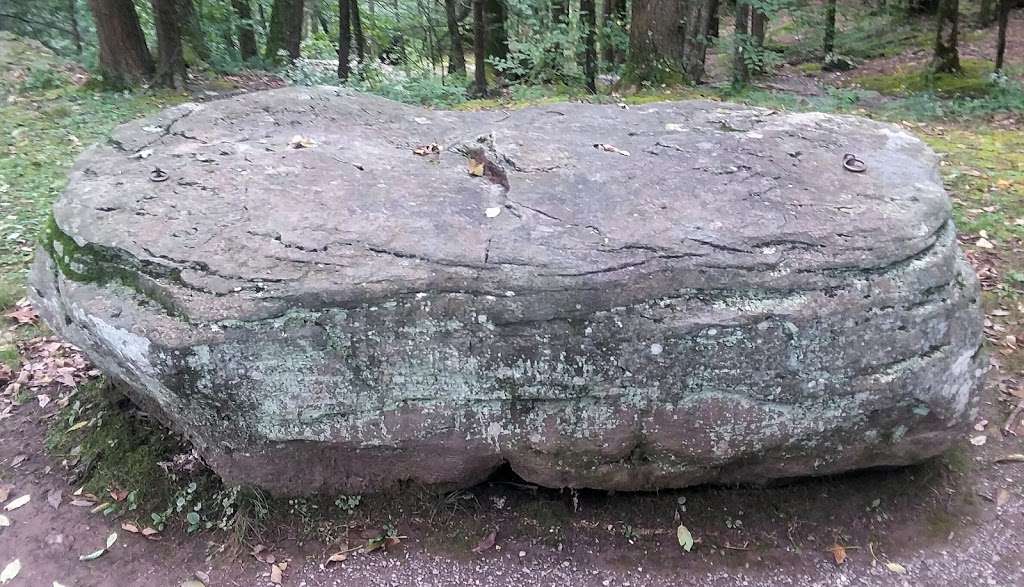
[57,87,950,320]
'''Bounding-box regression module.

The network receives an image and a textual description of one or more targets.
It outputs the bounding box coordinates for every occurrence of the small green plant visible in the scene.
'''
[335,494,362,514]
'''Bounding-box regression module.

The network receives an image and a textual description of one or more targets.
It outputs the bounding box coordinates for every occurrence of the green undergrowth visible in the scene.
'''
[45,379,270,540]
[0,85,184,308]
[855,59,1007,98]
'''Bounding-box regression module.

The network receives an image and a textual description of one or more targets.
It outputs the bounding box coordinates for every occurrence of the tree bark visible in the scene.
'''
[750,6,766,73]
[266,0,304,63]
[581,0,597,92]
[151,0,187,88]
[485,0,508,61]
[994,0,1009,71]
[445,0,467,75]
[978,0,995,27]
[708,0,719,38]
[232,0,259,60]
[338,0,351,79]
[86,0,154,87]
[473,0,487,96]
[351,0,366,62]
[682,0,714,83]
[177,0,210,62]
[733,0,750,86]
[68,0,83,55]
[823,0,837,57]
[932,0,960,73]
[625,0,685,82]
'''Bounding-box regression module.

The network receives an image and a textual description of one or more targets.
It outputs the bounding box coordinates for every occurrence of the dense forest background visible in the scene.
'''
[0,0,1018,101]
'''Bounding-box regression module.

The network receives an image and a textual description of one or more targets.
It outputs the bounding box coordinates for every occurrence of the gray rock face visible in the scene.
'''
[30,87,985,494]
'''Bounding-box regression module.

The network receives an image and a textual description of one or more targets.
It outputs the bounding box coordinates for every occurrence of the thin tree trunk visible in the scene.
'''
[351,0,366,62]
[86,0,154,87]
[445,0,467,75]
[266,0,304,63]
[232,0,259,60]
[823,0,836,57]
[68,0,83,55]
[978,0,995,27]
[581,0,597,92]
[750,7,766,73]
[338,0,351,79]
[626,0,685,82]
[708,0,719,38]
[932,0,960,72]
[485,0,508,61]
[994,0,1009,71]
[151,0,187,88]
[177,0,210,62]
[733,0,750,86]
[473,0,487,96]
[682,0,713,83]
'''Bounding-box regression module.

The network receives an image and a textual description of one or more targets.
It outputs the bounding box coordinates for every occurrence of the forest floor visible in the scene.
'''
[2,10,1024,587]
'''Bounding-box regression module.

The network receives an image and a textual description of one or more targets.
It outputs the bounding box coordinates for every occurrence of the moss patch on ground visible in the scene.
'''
[854,59,1001,98]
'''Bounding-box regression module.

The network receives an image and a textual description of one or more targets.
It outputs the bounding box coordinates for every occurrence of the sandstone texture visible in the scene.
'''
[30,87,986,494]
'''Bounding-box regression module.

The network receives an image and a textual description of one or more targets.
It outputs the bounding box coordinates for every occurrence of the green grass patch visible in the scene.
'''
[854,59,1000,98]
[0,86,185,298]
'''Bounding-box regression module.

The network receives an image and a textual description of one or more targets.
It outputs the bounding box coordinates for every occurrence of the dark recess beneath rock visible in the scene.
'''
[30,87,985,494]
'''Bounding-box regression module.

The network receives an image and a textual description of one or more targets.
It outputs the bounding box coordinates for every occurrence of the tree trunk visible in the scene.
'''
[682,0,713,83]
[485,0,508,62]
[473,0,487,96]
[626,0,685,82]
[338,0,351,79]
[86,0,154,87]
[994,0,1009,71]
[823,0,837,57]
[932,0,960,72]
[750,6,766,73]
[908,0,939,14]
[733,0,750,86]
[351,0,366,62]
[266,0,304,63]
[978,0,995,27]
[445,0,467,75]
[68,0,83,55]
[581,0,597,91]
[708,0,719,38]
[552,0,569,25]
[151,0,187,88]
[177,0,210,62]
[232,0,259,60]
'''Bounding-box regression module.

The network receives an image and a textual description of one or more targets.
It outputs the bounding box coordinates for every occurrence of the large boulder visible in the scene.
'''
[30,87,985,494]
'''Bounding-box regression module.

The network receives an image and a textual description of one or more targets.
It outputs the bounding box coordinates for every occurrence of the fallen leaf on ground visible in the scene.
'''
[288,135,316,149]
[885,561,907,574]
[975,237,994,249]
[78,532,117,562]
[0,486,10,503]
[0,559,20,583]
[5,305,38,325]
[996,488,1011,507]
[109,487,128,502]
[121,522,140,533]
[180,581,205,587]
[326,551,348,565]
[485,206,502,218]
[0,514,9,527]
[47,488,62,510]
[4,495,30,511]
[996,453,1024,463]
[270,563,283,584]
[970,435,988,446]
[413,143,440,156]
[676,525,694,552]
[594,143,631,156]
[829,544,847,565]
[141,527,161,540]
[37,394,51,408]
[468,159,484,176]
[472,529,497,554]
[70,499,95,507]
[10,455,25,468]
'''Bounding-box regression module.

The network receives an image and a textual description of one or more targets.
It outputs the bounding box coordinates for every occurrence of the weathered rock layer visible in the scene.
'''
[30,87,985,494]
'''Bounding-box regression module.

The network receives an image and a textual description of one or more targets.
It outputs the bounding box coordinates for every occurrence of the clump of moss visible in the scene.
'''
[854,59,999,98]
